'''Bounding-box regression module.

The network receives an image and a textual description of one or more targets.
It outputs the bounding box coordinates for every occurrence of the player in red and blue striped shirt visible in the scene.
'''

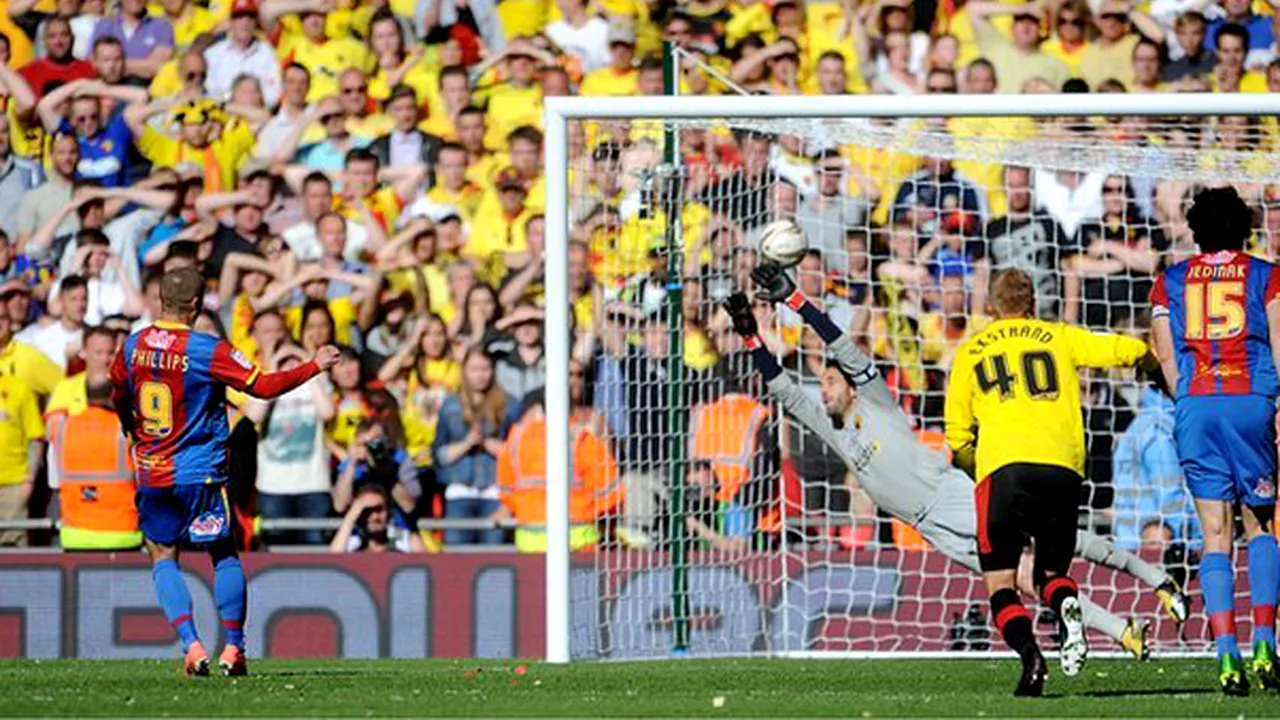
[1150,187,1280,694]
[109,268,338,677]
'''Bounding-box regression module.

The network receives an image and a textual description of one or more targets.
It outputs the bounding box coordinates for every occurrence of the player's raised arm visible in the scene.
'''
[751,262,880,391]
[210,341,341,399]
[1063,324,1159,372]
[721,292,856,471]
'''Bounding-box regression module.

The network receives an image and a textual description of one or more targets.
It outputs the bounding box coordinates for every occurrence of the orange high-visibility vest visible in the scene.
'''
[689,394,769,503]
[50,406,139,548]
[496,415,621,525]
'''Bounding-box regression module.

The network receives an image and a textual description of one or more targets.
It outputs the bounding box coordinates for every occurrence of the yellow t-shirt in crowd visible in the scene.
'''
[578,67,638,97]
[280,34,371,102]
[0,339,63,397]
[1039,38,1090,78]
[467,204,531,259]
[948,116,1037,218]
[329,393,367,449]
[0,374,44,486]
[138,122,256,194]
[369,60,442,113]
[1078,35,1138,90]
[149,4,217,50]
[0,2,35,71]
[1213,71,1269,93]
[425,182,484,222]
[149,60,184,99]
[346,113,395,143]
[333,187,403,235]
[285,296,358,346]
[46,373,88,417]
[496,0,549,39]
[484,84,543,150]
[419,111,458,142]
[229,293,258,360]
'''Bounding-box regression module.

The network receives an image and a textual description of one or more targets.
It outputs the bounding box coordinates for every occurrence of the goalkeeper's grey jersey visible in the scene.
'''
[765,335,955,524]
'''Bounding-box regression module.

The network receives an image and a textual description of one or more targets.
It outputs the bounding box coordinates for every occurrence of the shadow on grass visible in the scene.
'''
[257,669,372,678]
[1074,688,1216,698]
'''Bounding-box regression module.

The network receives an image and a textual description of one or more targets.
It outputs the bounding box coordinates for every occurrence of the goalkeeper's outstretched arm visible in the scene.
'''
[750,263,893,406]
[720,293,865,476]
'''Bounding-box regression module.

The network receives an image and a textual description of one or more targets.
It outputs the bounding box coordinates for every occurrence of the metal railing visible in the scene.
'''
[0,517,528,551]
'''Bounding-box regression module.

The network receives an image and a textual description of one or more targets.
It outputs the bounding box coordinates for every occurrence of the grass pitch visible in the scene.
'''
[0,657,1272,717]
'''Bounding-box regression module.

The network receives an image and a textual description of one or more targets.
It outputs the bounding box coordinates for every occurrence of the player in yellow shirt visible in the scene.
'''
[578,23,639,97]
[943,269,1160,696]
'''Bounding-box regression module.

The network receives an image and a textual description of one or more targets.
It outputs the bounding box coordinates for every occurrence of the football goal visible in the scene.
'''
[542,92,1280,662]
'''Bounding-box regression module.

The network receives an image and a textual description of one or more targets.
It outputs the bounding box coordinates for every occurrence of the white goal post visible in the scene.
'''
[542,93,1280,664]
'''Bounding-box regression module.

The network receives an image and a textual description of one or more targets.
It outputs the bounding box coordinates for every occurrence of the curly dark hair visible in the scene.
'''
[1188,186,1252,252]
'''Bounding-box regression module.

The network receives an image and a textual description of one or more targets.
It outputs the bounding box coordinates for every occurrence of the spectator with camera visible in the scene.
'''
[329,483,426,553]
[332,416,420,520]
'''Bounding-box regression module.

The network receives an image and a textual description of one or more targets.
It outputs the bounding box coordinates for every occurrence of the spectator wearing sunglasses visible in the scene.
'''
[1041,0,1092,77]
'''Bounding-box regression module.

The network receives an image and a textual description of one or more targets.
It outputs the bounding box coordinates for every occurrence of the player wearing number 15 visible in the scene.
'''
[944,269,1159,697]
[1149,187,1280,696]
[108,268,341,679]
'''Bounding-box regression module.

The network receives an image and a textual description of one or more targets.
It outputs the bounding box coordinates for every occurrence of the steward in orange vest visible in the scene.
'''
[48,380,140,550]
[687,392,781,539]
[496,392,621,552]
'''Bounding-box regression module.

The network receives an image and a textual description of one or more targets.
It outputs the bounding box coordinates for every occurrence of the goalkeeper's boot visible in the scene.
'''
[1219,653,1250,696]
[1120,619,1151,661]
[1058,596,1088,677]
[1014,649,1047,697]
[219,644,248,677]
[1155,579,1190,628]
[184,641,211,677]
[1251,642,1280,691]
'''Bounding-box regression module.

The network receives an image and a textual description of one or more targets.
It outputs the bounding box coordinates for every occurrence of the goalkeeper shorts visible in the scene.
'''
[974,463,1082,575]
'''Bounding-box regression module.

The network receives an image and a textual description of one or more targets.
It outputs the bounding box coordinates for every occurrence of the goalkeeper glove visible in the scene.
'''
[751,262,799,304]
[722,292,758,337]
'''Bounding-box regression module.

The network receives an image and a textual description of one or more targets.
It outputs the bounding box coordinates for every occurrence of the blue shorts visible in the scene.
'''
[1175,394,1278,506]
[136,483,233,546]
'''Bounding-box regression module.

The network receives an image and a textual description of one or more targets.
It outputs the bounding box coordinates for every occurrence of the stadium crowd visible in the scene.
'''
[0,0,1254,552]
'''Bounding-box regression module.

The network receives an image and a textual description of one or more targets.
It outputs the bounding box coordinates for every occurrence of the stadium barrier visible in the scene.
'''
[0,549,1217,660]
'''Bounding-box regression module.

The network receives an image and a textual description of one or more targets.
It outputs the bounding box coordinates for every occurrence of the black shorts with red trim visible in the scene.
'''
[974,462,1082,574]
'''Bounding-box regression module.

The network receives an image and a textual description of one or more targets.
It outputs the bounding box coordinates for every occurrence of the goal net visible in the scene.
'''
[546,95,1280,660]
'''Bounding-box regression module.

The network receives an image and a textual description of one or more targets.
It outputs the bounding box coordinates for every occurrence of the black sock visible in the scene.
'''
[991,588,1038,659]
[1040,576,1079,616]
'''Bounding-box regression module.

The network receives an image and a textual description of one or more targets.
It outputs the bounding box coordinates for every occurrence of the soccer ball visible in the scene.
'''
[758,219,808,268]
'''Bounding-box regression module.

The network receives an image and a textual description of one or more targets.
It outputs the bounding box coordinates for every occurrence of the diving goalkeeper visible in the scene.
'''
[721,263,1188,664]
